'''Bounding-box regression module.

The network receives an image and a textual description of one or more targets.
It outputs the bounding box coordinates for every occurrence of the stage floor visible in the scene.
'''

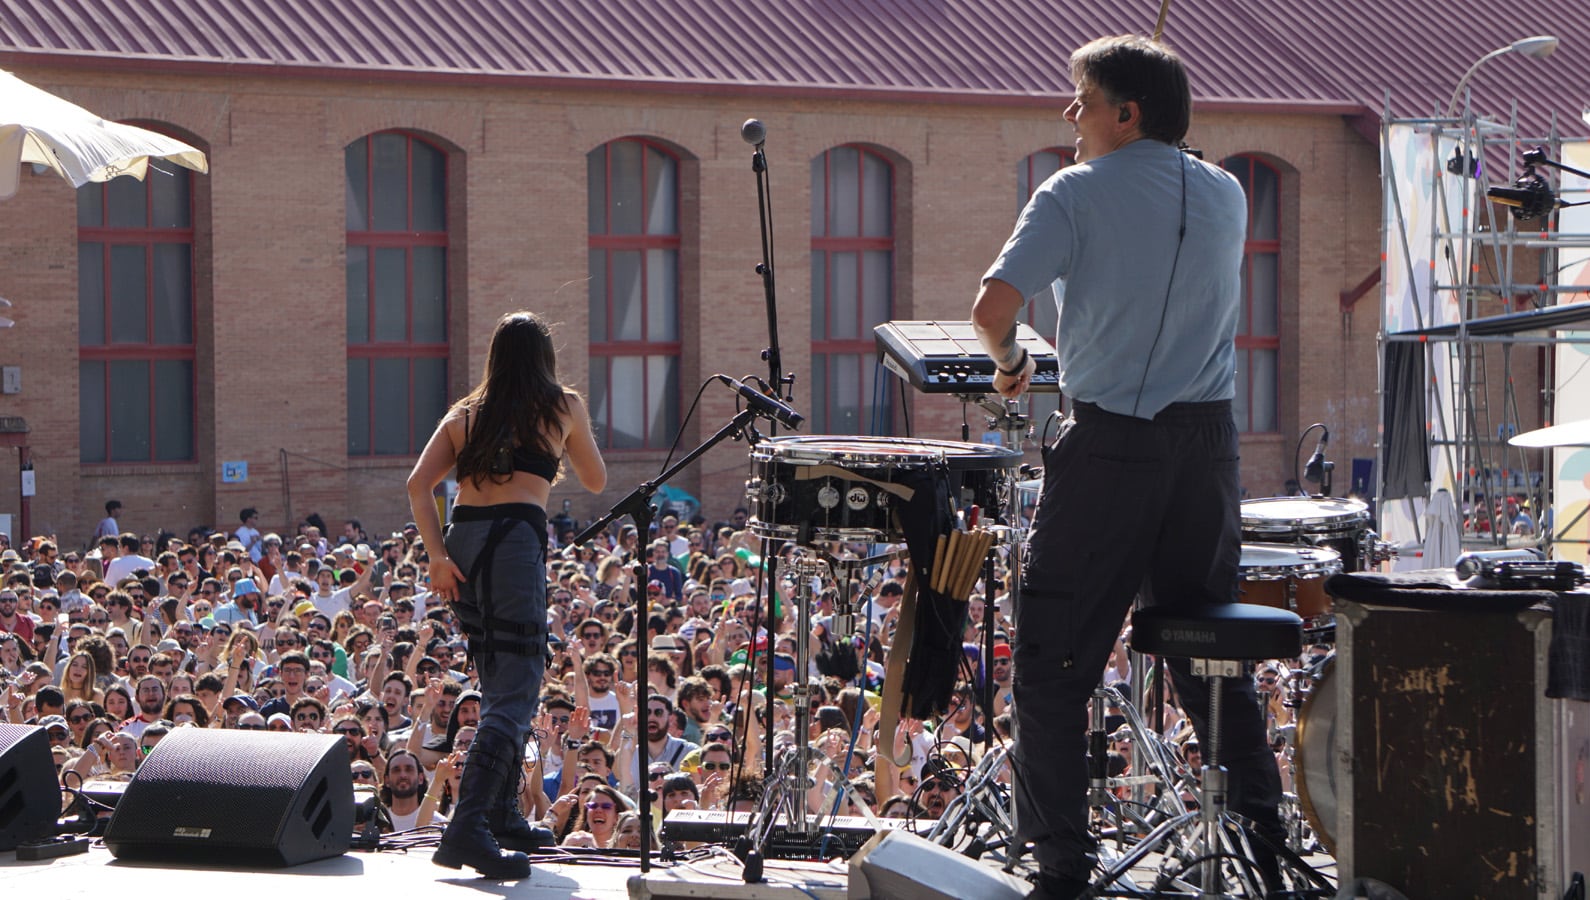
[0,843,853,899]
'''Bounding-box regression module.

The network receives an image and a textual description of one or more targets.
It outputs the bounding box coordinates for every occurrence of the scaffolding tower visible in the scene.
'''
[1378,102,1590,558]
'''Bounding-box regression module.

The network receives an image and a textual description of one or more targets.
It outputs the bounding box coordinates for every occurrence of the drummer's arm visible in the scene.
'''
[972,279,1036,400]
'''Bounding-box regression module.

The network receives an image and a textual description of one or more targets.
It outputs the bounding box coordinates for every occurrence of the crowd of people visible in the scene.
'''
[0,493,1313,848]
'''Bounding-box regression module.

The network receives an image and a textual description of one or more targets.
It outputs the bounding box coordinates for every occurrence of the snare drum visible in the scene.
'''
[1236,543,1340,622]
[1240,497,1381,572]
[745,436,1021,543]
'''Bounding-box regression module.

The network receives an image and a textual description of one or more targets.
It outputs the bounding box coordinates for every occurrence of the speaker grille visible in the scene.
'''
[0,724,58,850]
[106,729,351,865]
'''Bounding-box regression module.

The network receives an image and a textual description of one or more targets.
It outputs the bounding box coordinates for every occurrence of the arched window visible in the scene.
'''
[587,138,681,450]
[1220,155,1280,434]
[811,145,894,434]
[345,131,450,456]
[78,165,196,462]
[1017,148,1073,435]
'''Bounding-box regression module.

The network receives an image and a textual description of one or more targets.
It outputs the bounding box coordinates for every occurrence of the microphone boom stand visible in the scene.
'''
[571,406,764,873]
[747,126,795,412]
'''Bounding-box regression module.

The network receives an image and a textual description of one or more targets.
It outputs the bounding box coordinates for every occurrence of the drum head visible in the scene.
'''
[1237,543,1341,578]
[1294,657,1339,855]
[751,435,1022,471]
[1240,497,1369,532]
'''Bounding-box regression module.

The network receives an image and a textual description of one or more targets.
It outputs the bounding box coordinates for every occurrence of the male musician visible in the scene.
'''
[971,35,1282,898]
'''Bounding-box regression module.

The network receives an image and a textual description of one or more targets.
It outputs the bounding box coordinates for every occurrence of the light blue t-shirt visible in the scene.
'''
[984,140,1247,419]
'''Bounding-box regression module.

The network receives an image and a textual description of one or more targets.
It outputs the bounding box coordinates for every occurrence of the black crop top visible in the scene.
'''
[462,407,561,481]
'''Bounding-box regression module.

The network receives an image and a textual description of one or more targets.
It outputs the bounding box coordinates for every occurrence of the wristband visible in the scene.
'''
[424,792,443,803]
[996,348,1030,377]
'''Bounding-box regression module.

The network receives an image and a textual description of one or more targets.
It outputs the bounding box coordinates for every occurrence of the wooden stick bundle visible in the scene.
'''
[929,526,996,600]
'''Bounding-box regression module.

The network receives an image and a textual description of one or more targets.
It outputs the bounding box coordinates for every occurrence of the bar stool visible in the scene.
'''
[1089,603,1302,898]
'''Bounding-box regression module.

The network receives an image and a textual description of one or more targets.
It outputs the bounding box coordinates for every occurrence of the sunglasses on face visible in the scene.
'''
[581,633,602,641]
[589,668,614,677]
[548,715,571,725]
[700,761,732,771]
[237,724,266,731]
[584,800,616,811]
[336,727,362,736]
[69,713,94,724]
[706,731,732,742]
[89,617,108,625]
[352,768,376,779]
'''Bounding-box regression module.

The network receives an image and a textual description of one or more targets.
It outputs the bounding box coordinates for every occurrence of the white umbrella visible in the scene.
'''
[0,69,208,200]
[1422,487,1463,569]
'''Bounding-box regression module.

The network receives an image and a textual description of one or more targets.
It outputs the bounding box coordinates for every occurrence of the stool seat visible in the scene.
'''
[1130,603,1303,661]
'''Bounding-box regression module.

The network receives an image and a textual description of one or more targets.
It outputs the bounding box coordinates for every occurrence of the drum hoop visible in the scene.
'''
[1238,562,1340,580]
[1238,544,1341,577]
[1293,657,1337,856]
[749,435,1022,470]
[1240,498,1371,531]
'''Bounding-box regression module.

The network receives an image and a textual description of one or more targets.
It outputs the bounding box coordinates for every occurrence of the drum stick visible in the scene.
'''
[962,530,991,598]
[950,531,978,600]
[938,531,960,594]
[932,534,949,593]
[965,530,996,597]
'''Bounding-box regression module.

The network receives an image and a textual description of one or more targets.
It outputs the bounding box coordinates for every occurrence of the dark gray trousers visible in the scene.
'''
[1012,400,1282,880]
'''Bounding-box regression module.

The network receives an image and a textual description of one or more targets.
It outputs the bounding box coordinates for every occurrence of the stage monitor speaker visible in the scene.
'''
[848,829,1029,900]
[0,724,59,850]
[1333,598,1590,899]
[105,729,352,866]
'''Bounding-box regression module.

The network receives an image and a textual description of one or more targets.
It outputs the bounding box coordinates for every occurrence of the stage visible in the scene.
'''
[0,842,863,900]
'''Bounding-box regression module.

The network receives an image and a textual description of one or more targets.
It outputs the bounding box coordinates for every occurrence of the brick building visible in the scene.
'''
[0,1,1585,543]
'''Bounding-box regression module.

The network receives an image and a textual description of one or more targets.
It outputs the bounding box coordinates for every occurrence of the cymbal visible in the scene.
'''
[1509,418,1590,447]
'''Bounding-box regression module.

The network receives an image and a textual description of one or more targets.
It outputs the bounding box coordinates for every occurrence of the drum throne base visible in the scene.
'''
[1084,603,1305,899]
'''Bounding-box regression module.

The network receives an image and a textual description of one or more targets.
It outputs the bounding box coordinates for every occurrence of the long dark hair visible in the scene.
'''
[454,311,571,486]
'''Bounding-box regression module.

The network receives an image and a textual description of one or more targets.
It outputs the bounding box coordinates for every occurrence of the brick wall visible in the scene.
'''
[0,65,1507,545]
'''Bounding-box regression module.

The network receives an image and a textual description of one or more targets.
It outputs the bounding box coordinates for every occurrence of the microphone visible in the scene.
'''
[740,118,766,147]
[717,374,804,430]
[1303,427,1329,485]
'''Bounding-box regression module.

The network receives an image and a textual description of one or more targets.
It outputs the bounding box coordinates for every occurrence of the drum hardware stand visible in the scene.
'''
[572,404,770,875]
[743,555,828,868]
[926,741,1016,859]
[1085,682,1193,853]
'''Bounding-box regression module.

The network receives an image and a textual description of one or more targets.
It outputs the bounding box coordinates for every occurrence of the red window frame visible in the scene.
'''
[587,137,682,451]
[811,145,894,434]
[78,170,197,464]
[346,131,450,457]
[1223,154,1281,434]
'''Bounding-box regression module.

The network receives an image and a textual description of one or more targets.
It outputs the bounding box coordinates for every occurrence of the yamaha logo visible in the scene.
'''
[1162,628,1216,644]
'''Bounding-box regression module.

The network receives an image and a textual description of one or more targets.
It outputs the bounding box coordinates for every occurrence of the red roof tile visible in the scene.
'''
[0,0,1585,131]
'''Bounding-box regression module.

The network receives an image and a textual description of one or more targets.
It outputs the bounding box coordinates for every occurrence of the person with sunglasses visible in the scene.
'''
[350,759,381,790]
[562,783,627,849]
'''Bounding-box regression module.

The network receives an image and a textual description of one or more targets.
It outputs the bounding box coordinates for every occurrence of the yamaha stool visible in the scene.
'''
[1086,603,1303,898]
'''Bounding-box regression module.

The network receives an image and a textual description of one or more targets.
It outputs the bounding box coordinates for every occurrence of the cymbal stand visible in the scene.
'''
[1086,681,1192,857]
[746,555,828,852]
[925,741,1015,859]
